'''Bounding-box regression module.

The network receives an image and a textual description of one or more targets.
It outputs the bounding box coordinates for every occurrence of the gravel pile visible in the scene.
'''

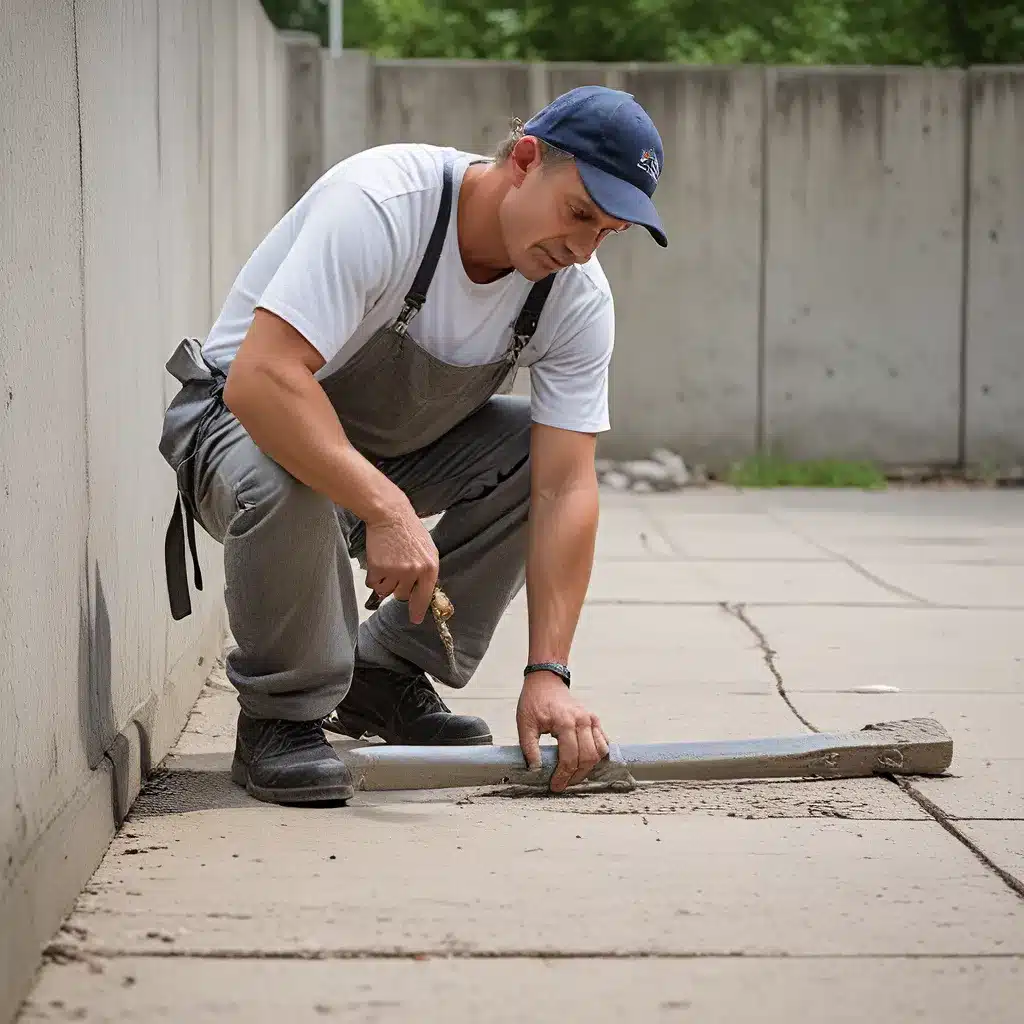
[595,448,706,493]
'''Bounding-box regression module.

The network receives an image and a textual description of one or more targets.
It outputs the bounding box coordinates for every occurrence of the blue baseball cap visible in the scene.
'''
[524,85,668,248]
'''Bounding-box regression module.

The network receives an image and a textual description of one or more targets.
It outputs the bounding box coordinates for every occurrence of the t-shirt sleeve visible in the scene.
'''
[255,183,397,365]
[528,295,615,434]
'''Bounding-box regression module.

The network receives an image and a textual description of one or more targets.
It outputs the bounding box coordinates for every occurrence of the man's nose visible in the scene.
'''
[565,230,600,263]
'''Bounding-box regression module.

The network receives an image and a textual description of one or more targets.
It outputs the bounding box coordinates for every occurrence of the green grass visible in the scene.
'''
[724,452,888,489]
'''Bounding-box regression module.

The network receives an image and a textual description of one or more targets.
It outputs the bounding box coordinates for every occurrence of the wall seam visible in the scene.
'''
[957,67,974,468]
[71,0,93,659]
[756,65,770,454]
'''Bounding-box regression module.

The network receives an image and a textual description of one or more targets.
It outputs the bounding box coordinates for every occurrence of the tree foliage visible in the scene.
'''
[260,0,1024,66]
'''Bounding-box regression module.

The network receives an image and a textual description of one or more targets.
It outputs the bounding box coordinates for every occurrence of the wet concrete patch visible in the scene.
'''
[479,777,928,819]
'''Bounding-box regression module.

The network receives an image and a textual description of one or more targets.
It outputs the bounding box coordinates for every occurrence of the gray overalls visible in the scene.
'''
[159,155,556,722]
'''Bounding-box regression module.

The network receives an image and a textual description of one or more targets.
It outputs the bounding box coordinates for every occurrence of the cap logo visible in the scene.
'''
[637,149,661,185]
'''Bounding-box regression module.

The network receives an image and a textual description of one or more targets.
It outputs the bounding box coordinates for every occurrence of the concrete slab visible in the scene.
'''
[805,534,1024,566]
[754,489,1024,532]
[446,690,801,748]
[585,559,910,605]
[850,562,1024,608]
[592,503,675,558]
[745,606,1024,693]
[470,602,776,694]
[20,487,1024,1022]
[51,807,1024,957]
[424,595,802,747]
[641,511,831,560]
[956,821,1024,883]
[19,957,1024,1024]
[787,693,1024,761]
[916,758,1024,820]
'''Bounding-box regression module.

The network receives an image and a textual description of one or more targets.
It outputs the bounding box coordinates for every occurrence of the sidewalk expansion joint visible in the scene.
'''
[721,602,817,733]
[40,945,1024,963]
[889,778,1024,902]
[722,603,1024,903]
[760,511,932,606]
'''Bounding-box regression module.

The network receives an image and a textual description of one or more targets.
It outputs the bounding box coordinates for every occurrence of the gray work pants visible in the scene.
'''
[188,394,532,721]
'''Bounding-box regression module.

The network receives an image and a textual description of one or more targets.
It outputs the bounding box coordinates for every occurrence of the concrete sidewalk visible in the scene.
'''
[19,487,1024,1022]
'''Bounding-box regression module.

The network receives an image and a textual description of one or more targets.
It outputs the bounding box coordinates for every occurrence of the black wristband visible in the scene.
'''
[524,662,570,687]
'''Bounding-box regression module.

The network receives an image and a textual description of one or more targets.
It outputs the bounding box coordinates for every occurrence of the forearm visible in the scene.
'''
[525,479,599,665]
[223,357,405,524]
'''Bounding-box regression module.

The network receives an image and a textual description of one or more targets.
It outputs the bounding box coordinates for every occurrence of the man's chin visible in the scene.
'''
[519,249,559,280]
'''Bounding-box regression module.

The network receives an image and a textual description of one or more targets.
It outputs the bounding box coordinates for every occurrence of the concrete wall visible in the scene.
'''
[319,55,1024,468]
[0,2,292,1019]
[964,68,1024,465]
[763,67,966,464]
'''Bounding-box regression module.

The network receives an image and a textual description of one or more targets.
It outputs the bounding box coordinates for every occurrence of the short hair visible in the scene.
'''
[493,117,575,166]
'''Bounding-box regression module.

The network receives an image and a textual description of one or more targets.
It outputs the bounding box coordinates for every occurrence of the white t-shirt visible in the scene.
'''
[202,143,616,434]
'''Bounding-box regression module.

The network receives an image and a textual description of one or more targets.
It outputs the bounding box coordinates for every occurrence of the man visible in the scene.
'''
[158,85,667,806]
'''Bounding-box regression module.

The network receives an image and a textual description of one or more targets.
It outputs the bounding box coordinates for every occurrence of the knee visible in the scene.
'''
[485,395,533,489]
[496,395,533,453]
[231,448,334,536]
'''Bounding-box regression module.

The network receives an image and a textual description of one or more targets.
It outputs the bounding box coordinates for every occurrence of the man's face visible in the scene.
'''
[498,138,630,280]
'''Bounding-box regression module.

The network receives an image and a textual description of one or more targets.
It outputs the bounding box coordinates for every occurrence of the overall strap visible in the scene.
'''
[394,154,455,338]
[508,272,557,361]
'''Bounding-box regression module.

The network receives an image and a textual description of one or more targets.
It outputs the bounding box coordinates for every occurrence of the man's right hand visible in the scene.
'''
[363,500,440,625]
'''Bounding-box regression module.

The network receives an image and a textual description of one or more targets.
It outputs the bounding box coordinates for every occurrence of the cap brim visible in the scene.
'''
[576,159,668,248]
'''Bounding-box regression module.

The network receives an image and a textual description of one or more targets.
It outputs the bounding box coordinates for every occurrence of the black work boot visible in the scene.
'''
[324,662,492,745]
[231,711,355,805]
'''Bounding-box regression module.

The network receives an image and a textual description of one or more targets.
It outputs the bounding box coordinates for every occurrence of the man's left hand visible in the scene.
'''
[516,673,609,792]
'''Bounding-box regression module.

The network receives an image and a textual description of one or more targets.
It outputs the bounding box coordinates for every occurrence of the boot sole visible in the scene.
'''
[330,711,492,746]
[230,758,355,805]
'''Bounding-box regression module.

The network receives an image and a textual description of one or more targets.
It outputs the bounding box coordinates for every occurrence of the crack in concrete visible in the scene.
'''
[722,603,1024,903]
[760,510,933,606]
[722,603,818,733]
[816,550,932,606]
[41,943,1024,963]
[890,778,1024,902]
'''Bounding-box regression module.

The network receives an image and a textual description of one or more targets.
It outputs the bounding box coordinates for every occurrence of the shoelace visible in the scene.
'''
[398,674,451,718]
[252,719,328,760]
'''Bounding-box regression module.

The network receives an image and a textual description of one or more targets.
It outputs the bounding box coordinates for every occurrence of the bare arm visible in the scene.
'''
[525,422,600,666]
[516,422,608,791]
[224,308,403,523]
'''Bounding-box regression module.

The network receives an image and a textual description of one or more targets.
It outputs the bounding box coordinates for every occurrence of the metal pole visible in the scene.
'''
[329,0,343,58]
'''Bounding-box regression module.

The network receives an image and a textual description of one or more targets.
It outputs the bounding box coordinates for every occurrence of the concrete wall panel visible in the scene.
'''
[156,0,226,678]
[372,60,530,156]
[0,2,90,987]
[267,29,292,224]
[322,50,373,169]
[77,0,166,750]
[591,67,764,464]
[763,68,966,464]
[235,0,267,261]
[209,0,241,307]
[964,69,1024,464]
[2,2,290,1014]
[157,0,213,392]
[283,32,323,206]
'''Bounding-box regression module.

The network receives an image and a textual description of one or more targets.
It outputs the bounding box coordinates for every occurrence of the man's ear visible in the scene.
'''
[510,136,544,185]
